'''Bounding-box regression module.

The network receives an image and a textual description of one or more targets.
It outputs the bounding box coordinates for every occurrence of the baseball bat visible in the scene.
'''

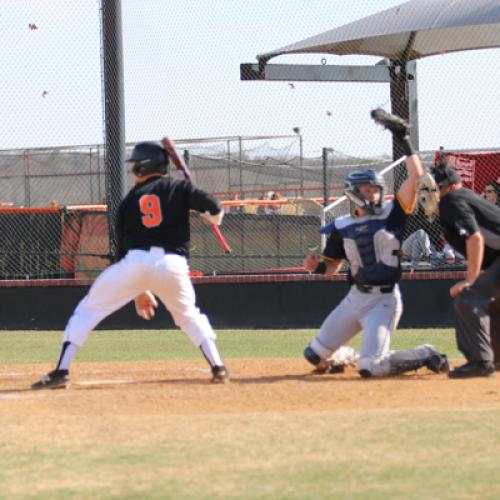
[322,155,408,213]
[161,137,231,254]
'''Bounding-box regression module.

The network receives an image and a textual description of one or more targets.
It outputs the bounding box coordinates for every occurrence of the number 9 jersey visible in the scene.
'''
[115,176,221,260]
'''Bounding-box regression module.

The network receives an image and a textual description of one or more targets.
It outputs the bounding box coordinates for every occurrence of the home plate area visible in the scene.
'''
[0,359,499,416]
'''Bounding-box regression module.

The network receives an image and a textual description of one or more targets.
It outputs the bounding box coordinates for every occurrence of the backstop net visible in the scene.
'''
[1,139,498,278]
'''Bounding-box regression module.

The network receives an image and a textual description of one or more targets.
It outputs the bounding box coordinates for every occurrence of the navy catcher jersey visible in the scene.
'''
[322,197,409,286]
[115,175,221,259]
[439,187,500,269]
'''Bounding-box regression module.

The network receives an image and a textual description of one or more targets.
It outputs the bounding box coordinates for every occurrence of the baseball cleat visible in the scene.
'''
[211,365,230,384]
[425,353,451,374]
[448,361,496,379]
[32,369,70,390]
[371,108,410,140]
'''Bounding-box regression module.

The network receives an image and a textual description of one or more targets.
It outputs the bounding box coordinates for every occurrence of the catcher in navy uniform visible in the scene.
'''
[303,110,450,377]
[32,139,229,389]
[420,164,500,378]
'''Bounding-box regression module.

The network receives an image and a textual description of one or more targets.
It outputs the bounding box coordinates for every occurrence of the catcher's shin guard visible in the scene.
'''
[389,358,427,375]
[304,346,322,366]
[389,351,450,375]
[425,353,451,374]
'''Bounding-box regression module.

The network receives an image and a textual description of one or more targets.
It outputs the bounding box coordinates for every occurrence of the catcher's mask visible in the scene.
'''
[126,141,169,177]
[344,169,385,215]
[417,172,440,220]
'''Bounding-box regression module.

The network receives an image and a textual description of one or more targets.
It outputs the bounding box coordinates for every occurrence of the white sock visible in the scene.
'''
[200,338,224,368]
[56,341,80,371]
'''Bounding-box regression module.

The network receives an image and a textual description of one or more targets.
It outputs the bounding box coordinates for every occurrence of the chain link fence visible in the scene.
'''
[1,140,498,278]
[1,1,499,279]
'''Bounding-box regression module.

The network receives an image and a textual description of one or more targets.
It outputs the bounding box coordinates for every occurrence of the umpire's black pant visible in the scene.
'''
[454,255,500,363]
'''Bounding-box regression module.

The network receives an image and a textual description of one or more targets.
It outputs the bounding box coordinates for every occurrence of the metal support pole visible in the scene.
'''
[24,151,30,208]
[389,59,418,191]
[227,140,231,191]
[89,147,94,204]
[322,148,333,207]
[238,136,243,193]
[101,0,126,258]
[299,134,304,196]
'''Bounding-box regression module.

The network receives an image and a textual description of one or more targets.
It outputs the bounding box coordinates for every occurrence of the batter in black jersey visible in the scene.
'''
[430,166,500,378]
[116,175,220,258]
[33,139,229,389]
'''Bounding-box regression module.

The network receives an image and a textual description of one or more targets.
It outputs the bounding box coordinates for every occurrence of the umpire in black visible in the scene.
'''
[432,166,500,378]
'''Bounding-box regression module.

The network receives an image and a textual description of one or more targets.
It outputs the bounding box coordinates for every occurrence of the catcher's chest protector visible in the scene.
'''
[335,200,406,286]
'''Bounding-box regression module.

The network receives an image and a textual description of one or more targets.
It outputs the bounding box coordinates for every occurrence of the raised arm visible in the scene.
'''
[371,108,423,213]
[397,154,424,212]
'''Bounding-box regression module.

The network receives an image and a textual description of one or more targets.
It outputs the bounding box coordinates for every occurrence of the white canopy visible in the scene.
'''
[258,0,500,63]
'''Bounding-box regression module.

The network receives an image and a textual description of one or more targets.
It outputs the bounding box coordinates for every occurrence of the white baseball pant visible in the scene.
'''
[311,285,439,376]
[63,247,216,348]
[311,285,403,376]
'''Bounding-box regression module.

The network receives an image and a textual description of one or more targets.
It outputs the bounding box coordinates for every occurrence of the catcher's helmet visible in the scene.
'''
[344,169,385,215]
[126,141,169,177]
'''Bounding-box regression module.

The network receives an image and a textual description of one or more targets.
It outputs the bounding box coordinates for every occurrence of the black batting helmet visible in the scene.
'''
[344,169,385,215]
[126,141,169,177]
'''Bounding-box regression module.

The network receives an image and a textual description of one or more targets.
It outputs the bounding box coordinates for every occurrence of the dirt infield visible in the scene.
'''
[1,359,499,416]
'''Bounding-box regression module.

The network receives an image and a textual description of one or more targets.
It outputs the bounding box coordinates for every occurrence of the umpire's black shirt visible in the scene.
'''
[116,175,221,259]
[439,187,500,269]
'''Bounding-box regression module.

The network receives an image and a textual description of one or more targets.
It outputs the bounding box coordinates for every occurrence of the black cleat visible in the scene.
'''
[211,365,230,384]
[425,353,451,374]
[32,369,70,390]
[448,361,495,379]
[371,108,410,140]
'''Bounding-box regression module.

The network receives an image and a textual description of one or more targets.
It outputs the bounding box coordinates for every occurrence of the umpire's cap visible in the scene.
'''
[126,141,169,176]
[431,166,461,188]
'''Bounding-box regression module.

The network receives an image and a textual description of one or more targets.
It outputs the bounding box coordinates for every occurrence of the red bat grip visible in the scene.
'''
[161,137,231,254]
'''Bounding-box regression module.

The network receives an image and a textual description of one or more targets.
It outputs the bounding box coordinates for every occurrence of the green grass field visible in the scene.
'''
[2,329,500,499]
[0,327,462,364]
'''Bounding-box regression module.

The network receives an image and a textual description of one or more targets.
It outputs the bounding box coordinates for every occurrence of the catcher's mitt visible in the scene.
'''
[371,108,410,140]
[417,172,440,219]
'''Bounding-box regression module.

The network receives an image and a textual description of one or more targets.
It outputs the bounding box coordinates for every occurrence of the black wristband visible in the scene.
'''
[314,261,327,274]
[399,137,416,157]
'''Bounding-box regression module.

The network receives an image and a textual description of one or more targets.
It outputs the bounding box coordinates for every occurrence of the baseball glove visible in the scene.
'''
[371,108,410,140]
[417,172,440,219]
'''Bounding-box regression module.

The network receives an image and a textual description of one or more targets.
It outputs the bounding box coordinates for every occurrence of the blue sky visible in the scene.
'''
[1,0,499,157]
